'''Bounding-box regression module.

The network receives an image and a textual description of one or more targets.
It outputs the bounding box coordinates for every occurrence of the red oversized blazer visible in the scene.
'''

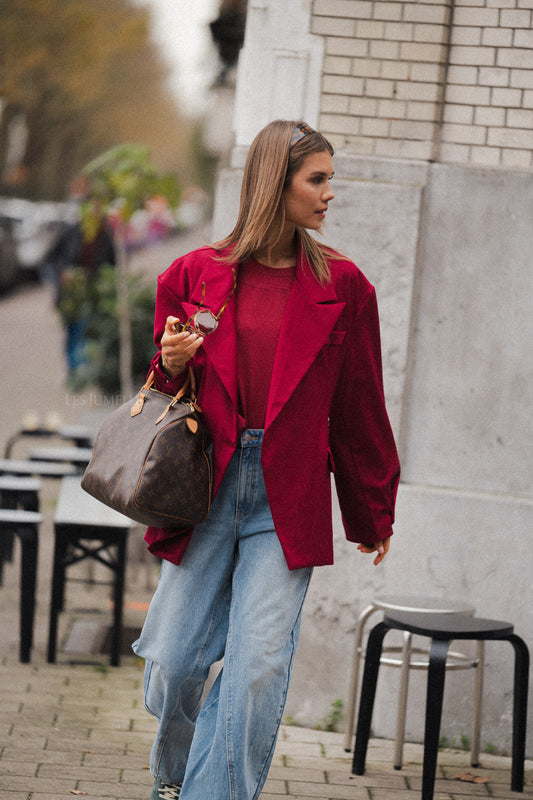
[144,242,400,570]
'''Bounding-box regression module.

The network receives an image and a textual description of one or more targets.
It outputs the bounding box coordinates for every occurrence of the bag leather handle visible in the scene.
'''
[131,366,197,418]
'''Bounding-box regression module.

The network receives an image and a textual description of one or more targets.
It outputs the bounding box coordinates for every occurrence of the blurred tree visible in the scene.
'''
[0,0,193,199]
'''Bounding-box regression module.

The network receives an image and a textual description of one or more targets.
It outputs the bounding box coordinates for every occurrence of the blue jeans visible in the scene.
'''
[65,319,88,372]
[132,430,313,800]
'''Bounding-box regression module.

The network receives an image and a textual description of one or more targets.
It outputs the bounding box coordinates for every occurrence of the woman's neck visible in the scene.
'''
[257,225,297,269]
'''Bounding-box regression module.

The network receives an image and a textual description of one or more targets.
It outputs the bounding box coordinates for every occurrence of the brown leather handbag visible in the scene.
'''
[81,368,213,528]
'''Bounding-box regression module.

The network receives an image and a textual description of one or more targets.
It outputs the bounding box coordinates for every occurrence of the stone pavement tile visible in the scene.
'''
[0,759,38,778]
[280,726,343,744]
[272,738,325,758]
[259,796,295,800]
[131,718,161,733]
[280,754,348,770]
[75,780,151,798]
[0,775,75,794]
[83,753,150,770]
[370,792,428,800]
[0,746,84,766]
[30,796,98,800]
[121,767,155,787]
[262,778,287,794]
[267,764,327,783]
[434,777,490,796]
[286,779,374,798]
[328,768,409,789]
[37,762,121,782]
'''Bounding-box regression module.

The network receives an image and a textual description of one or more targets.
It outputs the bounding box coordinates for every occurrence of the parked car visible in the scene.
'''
[0,197,78,288]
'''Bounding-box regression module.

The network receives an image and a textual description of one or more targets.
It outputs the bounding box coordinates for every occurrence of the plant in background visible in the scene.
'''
[82,144,181,397]
[78,267,156,397]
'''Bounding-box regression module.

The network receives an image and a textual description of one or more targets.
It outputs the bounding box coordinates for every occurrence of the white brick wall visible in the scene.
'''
[313,0,533,168]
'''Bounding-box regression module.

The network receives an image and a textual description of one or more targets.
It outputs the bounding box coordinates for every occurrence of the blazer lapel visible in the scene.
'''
[266,250,345,428]
[185,265,239,409]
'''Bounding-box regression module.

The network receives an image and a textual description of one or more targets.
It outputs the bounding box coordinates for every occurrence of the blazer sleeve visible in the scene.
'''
[148,268,190,395]
[329,285,400,545]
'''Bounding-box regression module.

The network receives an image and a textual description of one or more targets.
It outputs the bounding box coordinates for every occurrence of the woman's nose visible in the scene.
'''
[323,183,335,201]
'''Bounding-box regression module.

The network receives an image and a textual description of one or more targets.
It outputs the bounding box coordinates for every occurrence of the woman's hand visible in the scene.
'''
[357,536,390,566]
[160,316,204,378]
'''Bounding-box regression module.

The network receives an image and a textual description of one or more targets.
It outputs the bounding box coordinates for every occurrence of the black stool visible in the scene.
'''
[352,611,529,800]
[0,508,42,662]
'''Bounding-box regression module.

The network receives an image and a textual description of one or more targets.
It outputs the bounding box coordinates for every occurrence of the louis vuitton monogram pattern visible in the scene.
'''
[81,388,213,528]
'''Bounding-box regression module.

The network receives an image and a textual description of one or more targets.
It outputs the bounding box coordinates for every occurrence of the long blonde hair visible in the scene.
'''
[214,119,340,284]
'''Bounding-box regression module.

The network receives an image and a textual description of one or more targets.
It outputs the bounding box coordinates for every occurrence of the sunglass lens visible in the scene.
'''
[195,310,218,336]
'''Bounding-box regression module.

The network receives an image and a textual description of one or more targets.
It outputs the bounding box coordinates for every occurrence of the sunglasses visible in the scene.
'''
[173,269,237,337]
[290,122,315,148]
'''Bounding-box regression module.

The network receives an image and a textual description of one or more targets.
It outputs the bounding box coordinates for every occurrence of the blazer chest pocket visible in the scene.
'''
[319,330,347,382]
[327,330,346,346]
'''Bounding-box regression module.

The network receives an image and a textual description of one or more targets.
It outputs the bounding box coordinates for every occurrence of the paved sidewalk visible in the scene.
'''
[1,660,532,799]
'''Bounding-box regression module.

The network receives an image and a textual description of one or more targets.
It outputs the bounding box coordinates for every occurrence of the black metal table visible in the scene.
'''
[47,477,131,667]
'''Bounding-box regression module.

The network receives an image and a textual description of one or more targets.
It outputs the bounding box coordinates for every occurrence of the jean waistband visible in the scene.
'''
[239,429,264,448]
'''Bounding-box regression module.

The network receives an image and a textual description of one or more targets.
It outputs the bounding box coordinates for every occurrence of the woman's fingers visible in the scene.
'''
[160,317,203,375]
[357,536,390,566]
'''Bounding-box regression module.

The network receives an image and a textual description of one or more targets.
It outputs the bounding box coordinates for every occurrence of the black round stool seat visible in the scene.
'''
[384,611,514,640]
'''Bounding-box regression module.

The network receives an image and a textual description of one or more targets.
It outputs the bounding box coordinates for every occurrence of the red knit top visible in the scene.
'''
[236,260,296,428]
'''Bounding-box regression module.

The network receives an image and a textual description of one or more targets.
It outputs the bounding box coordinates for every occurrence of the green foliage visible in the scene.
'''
[58,265,156,396]
[316,699,345,732]
[83,144,182,221]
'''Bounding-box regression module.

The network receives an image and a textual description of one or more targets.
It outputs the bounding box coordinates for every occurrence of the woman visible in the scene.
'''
[133,119,400,800]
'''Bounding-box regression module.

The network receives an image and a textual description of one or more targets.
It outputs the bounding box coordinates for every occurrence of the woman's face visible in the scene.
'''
[283,150,335,231]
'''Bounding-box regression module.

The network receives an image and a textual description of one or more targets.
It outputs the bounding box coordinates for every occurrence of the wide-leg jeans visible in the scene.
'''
[132,430,313,800]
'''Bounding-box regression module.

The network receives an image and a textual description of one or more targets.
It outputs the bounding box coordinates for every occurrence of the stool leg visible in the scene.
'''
[18,525,38,663]
[352,621,390,775]
[422,638,450,800]
[471,640,484,767]
[344,604,380,751]
[394,631,412,769]
[110,538,126,667]
[509,634,529,792]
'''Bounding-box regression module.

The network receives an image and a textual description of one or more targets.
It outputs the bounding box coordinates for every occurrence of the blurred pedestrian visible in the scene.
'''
[133,119,400,800]
[46,198,115,375]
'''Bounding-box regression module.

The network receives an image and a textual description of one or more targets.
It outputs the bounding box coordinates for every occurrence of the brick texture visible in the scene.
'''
[313,0,533,168]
